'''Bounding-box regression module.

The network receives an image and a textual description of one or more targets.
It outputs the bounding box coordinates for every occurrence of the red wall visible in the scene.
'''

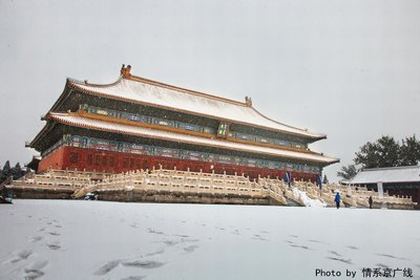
[38,146,319,181]
[38,146,66,171]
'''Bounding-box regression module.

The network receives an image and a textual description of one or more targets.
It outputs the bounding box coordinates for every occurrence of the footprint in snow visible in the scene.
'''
[144,249,165,257]
[162,240,179,246]
[10,249,32,263]
[147,228,164,235]
[121,260,165,269]
[180,238,199,243]
[47,243,61,250]
[121,276,146,280]
[252,234,267,241]
[231,229,240,235]
[94,260,121,275]
[31,236,43,243]
[183,245,199,253]
[326,257,353,265]
[23,260,48,280]
[329,250,342,257]
[290,244,310,250]
[376,253,408,261]
[174,234,190,238]
[308,239,323,244]
[24,268,44,279]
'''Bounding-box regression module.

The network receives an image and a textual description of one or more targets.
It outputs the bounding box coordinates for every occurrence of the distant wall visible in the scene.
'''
[96,189,276,205]
[363,183,420,210]
[10,187,74,199]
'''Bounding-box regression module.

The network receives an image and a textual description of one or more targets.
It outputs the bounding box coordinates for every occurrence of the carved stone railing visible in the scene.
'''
[7,167,417,209]
[9,169,105,192]
[259,177,417,209]
[73,167,285,203]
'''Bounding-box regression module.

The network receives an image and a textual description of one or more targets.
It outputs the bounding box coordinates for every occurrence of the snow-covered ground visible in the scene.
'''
[1,200,419,280]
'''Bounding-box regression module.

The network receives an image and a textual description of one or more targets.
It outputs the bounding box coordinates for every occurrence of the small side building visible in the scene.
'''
[348,165,420,209]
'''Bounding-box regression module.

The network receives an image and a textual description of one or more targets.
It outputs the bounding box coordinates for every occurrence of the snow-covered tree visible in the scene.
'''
[337,164,358,180]
[400,135,420,166]
[0,161,11,183]
[354,136,400,168]
[12,162,25,180]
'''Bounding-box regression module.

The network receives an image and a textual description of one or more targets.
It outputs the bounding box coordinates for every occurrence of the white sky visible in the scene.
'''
[0,0,419,181]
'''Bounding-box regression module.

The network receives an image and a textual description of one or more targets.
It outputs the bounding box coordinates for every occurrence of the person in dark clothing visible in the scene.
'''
[368,196,373,209]
[334,192,341,209]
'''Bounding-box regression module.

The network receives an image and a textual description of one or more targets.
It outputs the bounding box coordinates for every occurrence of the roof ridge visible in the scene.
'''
[127,74,248,107]
[363,165,420,171]
[67,76,123,88]
[68,71,251,107]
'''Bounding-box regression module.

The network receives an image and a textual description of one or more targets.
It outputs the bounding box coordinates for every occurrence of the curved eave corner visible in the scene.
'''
[326,158,340,166]
[27,118,55,150]
[250,105,327,141]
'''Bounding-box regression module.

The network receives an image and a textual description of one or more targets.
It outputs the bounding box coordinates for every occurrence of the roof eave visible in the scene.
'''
[250,105,327,140]
[49,113,338,165]
[27,118,55,151]
[48,79,73,113]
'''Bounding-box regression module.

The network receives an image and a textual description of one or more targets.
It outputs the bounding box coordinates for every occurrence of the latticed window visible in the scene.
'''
[217,122,229,138]
[80,104,216,135]
[81,137,88,148]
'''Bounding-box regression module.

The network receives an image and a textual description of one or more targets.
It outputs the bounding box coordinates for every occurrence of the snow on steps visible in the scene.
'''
[291,187,327,208]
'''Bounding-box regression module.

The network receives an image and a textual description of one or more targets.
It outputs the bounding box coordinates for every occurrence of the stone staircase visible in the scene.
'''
[74,167,288,205]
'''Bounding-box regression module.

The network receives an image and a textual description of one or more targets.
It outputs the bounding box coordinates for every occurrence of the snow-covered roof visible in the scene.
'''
[349,166,420,184]
[67,71,325,139]
[48,112,338,165]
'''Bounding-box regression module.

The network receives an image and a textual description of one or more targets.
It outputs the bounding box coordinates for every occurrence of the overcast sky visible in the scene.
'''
[1,0,419,181]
